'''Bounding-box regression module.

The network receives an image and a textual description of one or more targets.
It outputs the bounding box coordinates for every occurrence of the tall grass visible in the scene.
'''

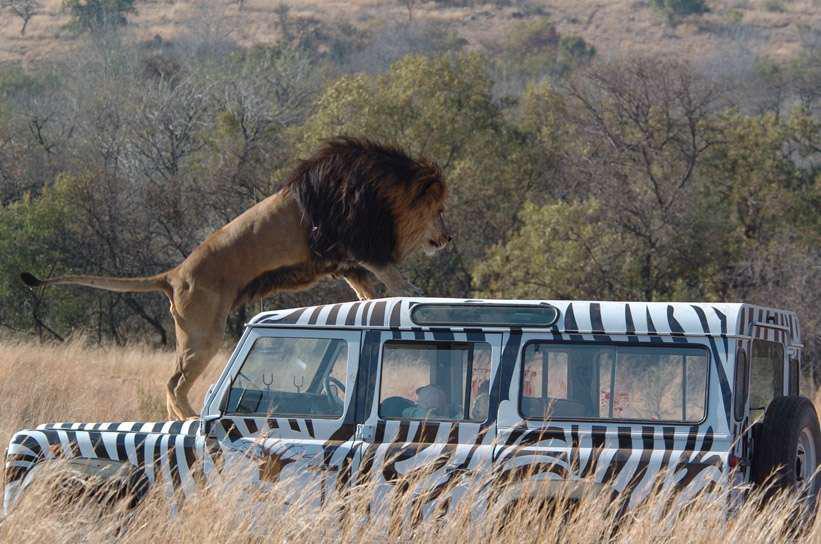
[0,337,225,443]
[0,339,818,542]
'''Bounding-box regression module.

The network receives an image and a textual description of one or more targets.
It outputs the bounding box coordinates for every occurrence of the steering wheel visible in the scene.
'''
[324,375,346,409]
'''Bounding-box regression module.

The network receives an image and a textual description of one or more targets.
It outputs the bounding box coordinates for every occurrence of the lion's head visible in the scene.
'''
[422,210,452,256]
[288,137,450,267]
[392,165,451,258]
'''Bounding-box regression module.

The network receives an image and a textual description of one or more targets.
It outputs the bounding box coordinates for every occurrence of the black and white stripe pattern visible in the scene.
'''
[4,422,207,510]
[252,299,798,342]
[4,298,801,516]
[737,305,801,345]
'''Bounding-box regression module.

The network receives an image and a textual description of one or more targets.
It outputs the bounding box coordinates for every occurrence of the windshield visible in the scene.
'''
[225,336,348,417]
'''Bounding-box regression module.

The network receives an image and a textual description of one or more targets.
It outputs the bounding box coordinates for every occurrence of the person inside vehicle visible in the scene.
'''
[402,384,448,419]
[471,379,490,420]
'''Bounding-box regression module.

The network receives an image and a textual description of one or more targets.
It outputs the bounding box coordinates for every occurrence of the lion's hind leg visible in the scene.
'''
[166,295,229,420]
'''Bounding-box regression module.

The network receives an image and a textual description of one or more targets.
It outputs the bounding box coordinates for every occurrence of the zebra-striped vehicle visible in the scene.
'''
[4,298,819,515]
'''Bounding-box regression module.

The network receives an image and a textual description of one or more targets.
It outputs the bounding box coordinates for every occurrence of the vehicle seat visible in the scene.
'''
[381,396,415,418]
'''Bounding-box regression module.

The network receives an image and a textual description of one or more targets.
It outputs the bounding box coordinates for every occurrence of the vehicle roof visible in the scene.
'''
[248,298,801,345]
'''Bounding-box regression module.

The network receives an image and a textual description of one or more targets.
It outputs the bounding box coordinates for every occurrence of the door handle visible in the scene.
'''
[357,423,375,442]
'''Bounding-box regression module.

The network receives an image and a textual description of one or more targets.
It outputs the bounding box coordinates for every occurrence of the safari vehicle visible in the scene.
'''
[4,298,819,516]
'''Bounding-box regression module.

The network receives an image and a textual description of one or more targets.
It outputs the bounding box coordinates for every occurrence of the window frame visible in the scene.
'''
[733,348,749,421]
[377,339,493,423]
[220,329,356,420]
[517,339,711,426]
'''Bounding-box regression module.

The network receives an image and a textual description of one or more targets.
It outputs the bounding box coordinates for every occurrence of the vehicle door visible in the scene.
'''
[355,329,502,517]
[495,333,719,509]
[204,327,362,503]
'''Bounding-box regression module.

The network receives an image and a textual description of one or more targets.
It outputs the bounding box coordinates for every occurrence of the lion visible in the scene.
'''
[21,137,451,419]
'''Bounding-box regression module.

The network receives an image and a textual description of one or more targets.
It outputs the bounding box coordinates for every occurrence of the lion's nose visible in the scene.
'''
[447,234,454,243]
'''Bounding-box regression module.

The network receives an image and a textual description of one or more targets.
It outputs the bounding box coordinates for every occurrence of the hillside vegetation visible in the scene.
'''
[0,0,818,368]
[1,0,820,63]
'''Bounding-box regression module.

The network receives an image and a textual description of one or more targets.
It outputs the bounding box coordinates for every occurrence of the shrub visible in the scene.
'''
[62,0,136,33]
[505,17,560,54]
[431,0,474,6]
[650,0,709,25]
[558,36,596,64]
[763,0,785,12]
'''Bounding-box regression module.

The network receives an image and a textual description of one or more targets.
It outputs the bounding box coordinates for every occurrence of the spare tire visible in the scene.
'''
[752,396,821,510]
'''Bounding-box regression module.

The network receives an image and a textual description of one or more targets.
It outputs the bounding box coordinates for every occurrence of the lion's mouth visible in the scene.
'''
[429,239,446,249]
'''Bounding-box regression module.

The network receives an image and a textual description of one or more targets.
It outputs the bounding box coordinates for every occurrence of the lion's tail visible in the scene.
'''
[21,271,171,297]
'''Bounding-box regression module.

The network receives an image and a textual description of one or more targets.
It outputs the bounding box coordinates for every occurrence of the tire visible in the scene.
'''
[752,396,821,511]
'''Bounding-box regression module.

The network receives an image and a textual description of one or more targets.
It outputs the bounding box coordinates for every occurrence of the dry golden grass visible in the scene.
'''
[0,338,819,542]
[0,337,226,446]
[1,0,818,64]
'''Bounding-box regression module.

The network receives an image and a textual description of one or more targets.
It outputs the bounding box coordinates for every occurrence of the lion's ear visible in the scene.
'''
[412,176,447,208]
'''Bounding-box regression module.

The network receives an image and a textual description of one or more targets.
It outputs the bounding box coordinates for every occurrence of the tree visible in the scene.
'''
[297,53,541,297]
[198,45,319,235]
[62,0,136,33]
[474,201,639,300]
[273,2,291,43]
[703,111,819,364]
[398,0,417,22]
[0,176,85,341]
[1,0,40,36]
[478,58,728,301]
[559,58,722,299]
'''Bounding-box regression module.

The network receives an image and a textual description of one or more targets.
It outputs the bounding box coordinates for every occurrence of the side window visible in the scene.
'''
[520,343,708,422]
[750,340,785,414]
[733,349,749,421]
[226,336,348,417]
[379,341,492,421]
[522,348,569,400]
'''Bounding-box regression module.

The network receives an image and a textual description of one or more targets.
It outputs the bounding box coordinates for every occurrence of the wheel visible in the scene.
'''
[752,396,821,512]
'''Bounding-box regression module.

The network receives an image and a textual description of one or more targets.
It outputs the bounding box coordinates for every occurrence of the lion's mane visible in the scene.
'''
[287,137,446,267]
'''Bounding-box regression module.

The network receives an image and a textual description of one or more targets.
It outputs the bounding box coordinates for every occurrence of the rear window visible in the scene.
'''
[520,342,709,423]
[750,339,784,416]
[379,341,492,421]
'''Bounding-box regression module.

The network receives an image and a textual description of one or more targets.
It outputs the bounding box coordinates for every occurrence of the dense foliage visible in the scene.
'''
[0,13,817,372]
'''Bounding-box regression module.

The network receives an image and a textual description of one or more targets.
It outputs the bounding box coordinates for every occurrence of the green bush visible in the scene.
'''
[0,176,85,335]
[650,0,709,25]
[62,0,136,33]
[505,17,560,54]
[558,36,596,64]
